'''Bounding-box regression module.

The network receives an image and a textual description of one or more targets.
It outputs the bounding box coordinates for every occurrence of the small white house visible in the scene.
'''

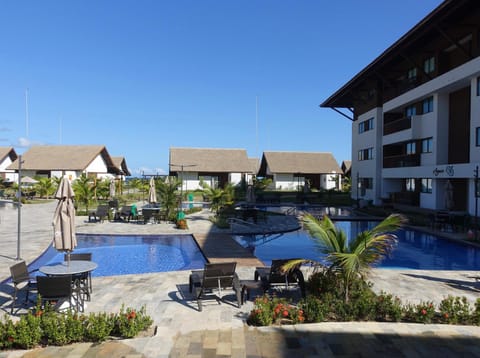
[8,145,120,180]
[169,147,254,190]
[0,147,18,183]
[257,151,342,191]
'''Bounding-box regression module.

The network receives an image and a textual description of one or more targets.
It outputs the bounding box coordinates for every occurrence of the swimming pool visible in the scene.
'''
[28,234,206,277]
[234,221,480,270]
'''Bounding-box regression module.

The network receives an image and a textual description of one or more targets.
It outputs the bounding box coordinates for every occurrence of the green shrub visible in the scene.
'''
[65,312,85,343]
[13,314,42,349]
[438,296,472,325]
[41,311,69,346]
[84,312,115,342]
[113,305,153,338]
[0,316,16,350]
[375,292,403,322]
[247,295,304,326]
[299,295,326,323]
[403,301,436,323]
[472,298,480,326]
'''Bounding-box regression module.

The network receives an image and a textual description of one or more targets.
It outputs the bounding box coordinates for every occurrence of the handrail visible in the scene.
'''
[284,207,297,216]
[227,217,261,228]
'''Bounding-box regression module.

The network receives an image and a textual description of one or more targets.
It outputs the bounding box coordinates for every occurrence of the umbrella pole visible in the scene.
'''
[67,251,71,266]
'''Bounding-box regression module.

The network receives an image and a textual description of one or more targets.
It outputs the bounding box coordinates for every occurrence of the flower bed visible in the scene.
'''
[0,303,153,350]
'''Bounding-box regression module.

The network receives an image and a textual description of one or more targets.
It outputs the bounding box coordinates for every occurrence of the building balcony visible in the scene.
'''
[391,191,420,206]
[383,153,420,168]
[383,116,412,135]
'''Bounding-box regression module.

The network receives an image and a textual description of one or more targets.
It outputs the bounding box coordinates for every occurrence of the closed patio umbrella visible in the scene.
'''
[53,177,77,264]
[148,177,157,204]
[246,184,256,204]
[109,179,116,198]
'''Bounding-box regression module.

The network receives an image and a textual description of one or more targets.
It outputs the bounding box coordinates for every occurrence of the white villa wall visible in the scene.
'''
[85,155,109,178]
[274,173,301,190]
[0,156,17,182]
[229,172,243,185]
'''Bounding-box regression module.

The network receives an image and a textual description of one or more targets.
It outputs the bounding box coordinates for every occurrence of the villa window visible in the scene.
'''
[406,141,416,155]
[358,117,374,134]
[476,127,480,146]
[477,76,480,96]
[422,97,433,113]
[421,178,432,193]
[358,147,374,161]
[406,178,415,192]
[424,57,435,74]
[422,137,433,153]
[405,104,416,117]
[407,67,417,81]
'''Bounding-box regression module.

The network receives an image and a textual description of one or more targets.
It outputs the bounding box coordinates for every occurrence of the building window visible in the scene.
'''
[359,177,373,190]
[407,67,417,81]
[424,57,435,74]
[406,141,416,155]
[406,178,415,192]
[405,104,416,117]
[476,127,480,146]
[477,77,480,96]
[421,178,432,193]
[422,137,433,153]
[422,97,433,113]
[358,147,374,161]
[358,117,374,134]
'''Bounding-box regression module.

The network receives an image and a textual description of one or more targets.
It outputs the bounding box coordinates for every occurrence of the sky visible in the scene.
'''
[0,0,444,176]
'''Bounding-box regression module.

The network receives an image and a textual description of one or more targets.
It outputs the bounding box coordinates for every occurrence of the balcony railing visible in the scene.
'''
[383,116,411,135]
[383,153,420,168]
[391,191,420,206]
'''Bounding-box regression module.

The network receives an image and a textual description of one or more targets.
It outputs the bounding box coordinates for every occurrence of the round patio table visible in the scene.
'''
[39,260,97,276]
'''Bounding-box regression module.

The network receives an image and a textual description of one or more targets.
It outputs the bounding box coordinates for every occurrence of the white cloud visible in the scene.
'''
[16,137,44,148]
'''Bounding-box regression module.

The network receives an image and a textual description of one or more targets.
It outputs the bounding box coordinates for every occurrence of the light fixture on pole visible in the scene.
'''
[169,163,197,211]
[16,155,24,260]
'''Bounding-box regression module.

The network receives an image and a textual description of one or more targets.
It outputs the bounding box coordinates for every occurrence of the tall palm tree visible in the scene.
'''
[157,176,180,221]
[72,174,95,213]
[286,213,405,301]
[200,182,235,216]
[36,177,55,199]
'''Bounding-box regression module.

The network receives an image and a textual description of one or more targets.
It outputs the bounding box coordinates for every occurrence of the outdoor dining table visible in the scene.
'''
[39,260,98,312]
[39,260,98,277]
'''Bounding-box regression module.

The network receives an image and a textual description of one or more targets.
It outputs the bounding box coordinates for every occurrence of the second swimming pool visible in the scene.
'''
[234,221,480,270]
[29,234,206,277]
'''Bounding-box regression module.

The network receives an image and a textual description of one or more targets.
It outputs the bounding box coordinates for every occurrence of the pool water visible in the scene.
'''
[29,234,206,277]
[234,221,480,270]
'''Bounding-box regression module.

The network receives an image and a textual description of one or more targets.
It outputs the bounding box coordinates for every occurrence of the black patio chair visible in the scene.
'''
[88,205,110,223]
[9,261,38,314]
[189,262,242,311]
[254,259,306,298]
[37,275,82,312]
[64,253,93,300]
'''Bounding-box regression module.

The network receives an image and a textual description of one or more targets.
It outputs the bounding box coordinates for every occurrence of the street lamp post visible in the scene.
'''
[16,155,23,260]
[169,163,197,212]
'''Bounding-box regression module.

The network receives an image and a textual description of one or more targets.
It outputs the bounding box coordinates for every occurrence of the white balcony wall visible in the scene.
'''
[471,77,480,162]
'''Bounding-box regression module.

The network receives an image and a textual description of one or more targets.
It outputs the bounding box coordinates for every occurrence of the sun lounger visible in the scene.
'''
[254,259,306,298]
[189,262,242,311]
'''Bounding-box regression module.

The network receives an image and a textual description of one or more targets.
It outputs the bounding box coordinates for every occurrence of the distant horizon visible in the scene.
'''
[0,0,444,175]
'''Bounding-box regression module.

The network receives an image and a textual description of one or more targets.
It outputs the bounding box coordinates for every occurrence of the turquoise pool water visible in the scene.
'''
[28,234,206,277]
[234,221,480,270]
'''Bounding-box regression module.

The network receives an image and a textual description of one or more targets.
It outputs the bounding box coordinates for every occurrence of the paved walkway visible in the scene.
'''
[0,200,480,357]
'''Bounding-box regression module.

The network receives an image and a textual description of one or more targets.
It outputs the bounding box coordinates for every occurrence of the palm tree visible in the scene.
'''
[200,182,235,216]
[72,174,96,213]
[36,177,55,199]
[157,176,180,221]
[285,213,405,302]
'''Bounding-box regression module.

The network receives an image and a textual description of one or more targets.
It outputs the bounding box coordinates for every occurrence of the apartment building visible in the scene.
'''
[321,0,480,214]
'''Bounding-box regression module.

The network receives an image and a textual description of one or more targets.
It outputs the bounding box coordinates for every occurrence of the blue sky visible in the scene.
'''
[0,0,443,176]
